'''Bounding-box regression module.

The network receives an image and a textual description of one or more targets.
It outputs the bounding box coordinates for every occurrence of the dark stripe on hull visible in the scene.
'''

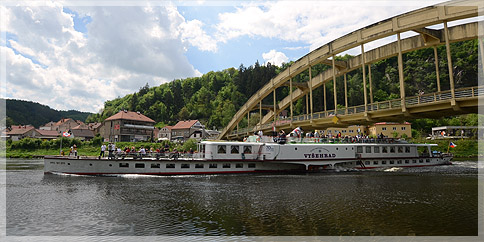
[355,163,451,170]
[44,170,295,176]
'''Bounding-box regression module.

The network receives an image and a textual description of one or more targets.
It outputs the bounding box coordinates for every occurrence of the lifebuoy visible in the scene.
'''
[256,137,261,142]
[243,137,247,142]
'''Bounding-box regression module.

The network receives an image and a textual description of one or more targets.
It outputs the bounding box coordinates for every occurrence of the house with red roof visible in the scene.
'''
[171,120,205,142]
[158,125,173,141]
[7,125,35,141]
[99,110,155,142]
[31,129,59,140]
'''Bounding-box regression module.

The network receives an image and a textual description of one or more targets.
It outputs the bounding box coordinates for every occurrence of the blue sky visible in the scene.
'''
[2,0,450,113]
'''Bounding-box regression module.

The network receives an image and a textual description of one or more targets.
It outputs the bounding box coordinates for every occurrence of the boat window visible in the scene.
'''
[135,163,145,168]
[218,145,226,154]
[390,147,395,153]
[426,159,430,163]
[382,147,388,153]
[397,160,402,164]
[365,161,370,165]
[151,163,160,168]
[373,161,378,165]
[223,163,231,168]
[248,163,256,168]
[244,146,252,154]
[200,144,205,154]
[390,160,394,164]
[209,164,217,168]
[231,145,239,154]
[374,146,380,153]
[365,146,371,153]
[398,147,403,153]
[405,160,410,164]
[412,160,417,163]
[236,163,243,168]
[181,164,190,168]
[166,164,175,168]
[382,161,387,164]
[356,146,363,153]
[419,159,423,163]
[405,147,411,153]
[119,163,129,168]
[195,164,204,168]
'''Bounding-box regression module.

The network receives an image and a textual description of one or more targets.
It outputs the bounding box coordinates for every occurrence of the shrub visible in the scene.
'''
[182,138,197,152]
[92,136,103,147]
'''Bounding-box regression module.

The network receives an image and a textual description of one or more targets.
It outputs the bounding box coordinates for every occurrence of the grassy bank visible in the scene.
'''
[4,137,480,159]
[412,138,480,158]
[5,138,197,159]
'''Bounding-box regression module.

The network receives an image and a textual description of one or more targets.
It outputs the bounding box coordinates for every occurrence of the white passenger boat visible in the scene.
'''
[44,136,452,176]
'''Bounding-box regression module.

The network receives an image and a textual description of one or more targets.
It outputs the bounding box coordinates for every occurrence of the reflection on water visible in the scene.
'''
[5,158,479,236]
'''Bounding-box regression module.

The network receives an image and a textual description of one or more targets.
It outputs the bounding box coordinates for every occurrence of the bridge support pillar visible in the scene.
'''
[397,33,407,113]
[361,44,368,113]
[290,77,293,126]
[323,83,327,112]
[247,112,250,135]
[368,64,373,104]
[332,56,338,114]
[259,100,262,130]
[433,46,441,93]
[309,61,313,123]
[344,74,348,114]
[444,22,455,100]
[480,38,484,77]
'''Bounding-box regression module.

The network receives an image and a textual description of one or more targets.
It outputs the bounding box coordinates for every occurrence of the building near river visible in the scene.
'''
[99,110,155,142]
[368,122,412,138]
[431,126,478,139]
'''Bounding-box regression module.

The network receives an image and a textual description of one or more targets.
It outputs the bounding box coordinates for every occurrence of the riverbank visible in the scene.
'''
[4,137,480,159]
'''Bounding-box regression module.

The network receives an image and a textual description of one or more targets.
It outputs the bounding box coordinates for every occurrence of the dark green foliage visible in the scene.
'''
[90,64,277,129]
[84,40,480,132]
[5,99,92,128]
[92,135,103,147]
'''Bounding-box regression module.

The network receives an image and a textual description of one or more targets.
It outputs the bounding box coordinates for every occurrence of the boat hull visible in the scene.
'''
[43,156,306,176]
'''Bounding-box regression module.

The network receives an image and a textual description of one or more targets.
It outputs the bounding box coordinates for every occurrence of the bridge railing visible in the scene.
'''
[226,85,482,137]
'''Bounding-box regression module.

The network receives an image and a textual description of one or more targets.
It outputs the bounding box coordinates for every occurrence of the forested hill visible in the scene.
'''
[4,99,93,128]
[86,39,478,133]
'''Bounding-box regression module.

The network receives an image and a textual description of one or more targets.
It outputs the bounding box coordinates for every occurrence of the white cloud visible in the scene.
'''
[215,0,446,51]
[262,49,288,67]
[4,4,210,113]
[3,0,450,114]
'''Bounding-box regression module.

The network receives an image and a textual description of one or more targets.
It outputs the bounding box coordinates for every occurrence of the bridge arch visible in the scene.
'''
[219,0,482,140]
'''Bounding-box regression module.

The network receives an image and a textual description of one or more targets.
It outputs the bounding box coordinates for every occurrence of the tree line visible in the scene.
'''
[4,99,92,128]
[82,39,479,135]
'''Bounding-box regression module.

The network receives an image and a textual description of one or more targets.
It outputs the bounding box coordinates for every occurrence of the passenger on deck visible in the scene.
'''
[139,146,146,156]
[278,130,287,144]
[100,143,106,158]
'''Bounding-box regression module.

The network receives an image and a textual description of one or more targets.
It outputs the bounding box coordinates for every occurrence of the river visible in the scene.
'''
[2,158,481,239]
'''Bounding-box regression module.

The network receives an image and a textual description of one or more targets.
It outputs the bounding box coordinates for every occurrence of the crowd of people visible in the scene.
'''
[253,127,392,144]
[98,143,194,159]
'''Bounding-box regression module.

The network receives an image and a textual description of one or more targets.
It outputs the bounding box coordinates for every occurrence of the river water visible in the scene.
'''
[3,158,482,238]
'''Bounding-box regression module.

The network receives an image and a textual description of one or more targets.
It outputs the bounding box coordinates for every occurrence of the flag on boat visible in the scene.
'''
[62,131,71,137]
[449,142,456,148]
[290,127,302,137]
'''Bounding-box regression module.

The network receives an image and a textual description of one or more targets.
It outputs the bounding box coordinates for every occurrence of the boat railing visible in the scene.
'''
[285,136,405,144]
[111,151,198,160]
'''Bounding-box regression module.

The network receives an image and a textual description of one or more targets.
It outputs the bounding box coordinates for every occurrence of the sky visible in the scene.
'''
[1,0,457,113]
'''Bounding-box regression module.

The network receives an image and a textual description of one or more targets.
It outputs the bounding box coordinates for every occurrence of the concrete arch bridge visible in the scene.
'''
[218,0,483,140]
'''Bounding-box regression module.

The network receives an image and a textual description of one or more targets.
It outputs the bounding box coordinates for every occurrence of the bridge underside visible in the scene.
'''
[226,97,480,139]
